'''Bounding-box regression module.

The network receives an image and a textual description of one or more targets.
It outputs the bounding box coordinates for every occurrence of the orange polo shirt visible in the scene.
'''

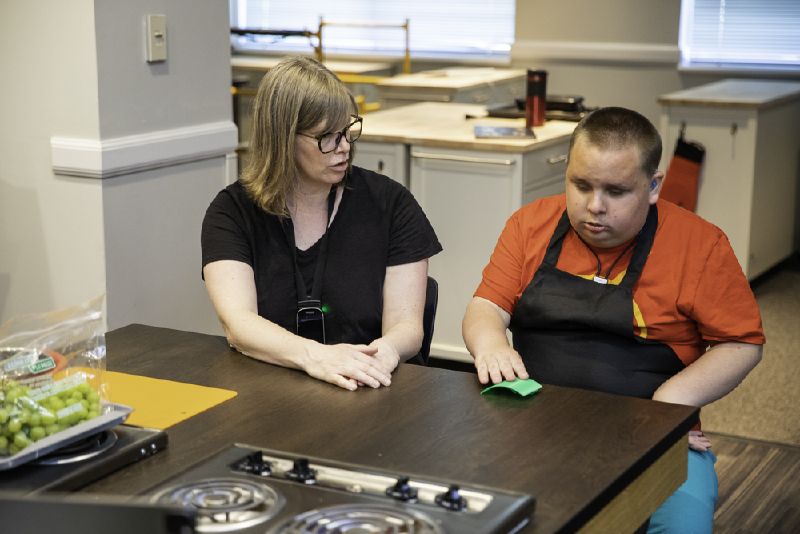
[475,195,765,366]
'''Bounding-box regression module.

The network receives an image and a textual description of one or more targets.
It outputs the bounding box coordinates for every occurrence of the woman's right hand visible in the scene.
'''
[301,343,392,391]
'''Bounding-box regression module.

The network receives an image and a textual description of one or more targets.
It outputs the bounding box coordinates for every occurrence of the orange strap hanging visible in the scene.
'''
[660,123,705,212]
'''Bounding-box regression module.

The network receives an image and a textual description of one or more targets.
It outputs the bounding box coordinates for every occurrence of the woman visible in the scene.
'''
[201,57,441,391]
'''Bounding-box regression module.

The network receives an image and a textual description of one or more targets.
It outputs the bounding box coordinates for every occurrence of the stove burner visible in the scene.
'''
[150,477,284,533]
[33,430,118,466]
[278,504,444,534]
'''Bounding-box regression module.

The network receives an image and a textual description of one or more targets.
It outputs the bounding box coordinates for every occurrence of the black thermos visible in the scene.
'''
[526,70,547,128]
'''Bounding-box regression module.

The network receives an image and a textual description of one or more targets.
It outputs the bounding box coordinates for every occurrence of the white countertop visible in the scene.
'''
[231,55,393,75]
[361,102,576,153]
[658,79,800,109]
[376,67,525,90]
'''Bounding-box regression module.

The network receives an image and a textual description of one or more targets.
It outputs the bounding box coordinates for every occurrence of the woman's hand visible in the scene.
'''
[301,343,392,391]
[367,338,401,375]
[688,430,712,452]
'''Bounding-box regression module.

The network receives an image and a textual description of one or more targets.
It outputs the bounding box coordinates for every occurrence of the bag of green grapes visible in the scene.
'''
[0,295,131,467]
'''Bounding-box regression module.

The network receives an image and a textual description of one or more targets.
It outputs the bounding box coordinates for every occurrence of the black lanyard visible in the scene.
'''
[282,186,337,304]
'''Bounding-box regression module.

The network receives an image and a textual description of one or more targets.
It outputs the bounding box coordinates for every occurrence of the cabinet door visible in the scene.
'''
[410,148,523,362]
[659,107,757,275]
[352,141,408,187]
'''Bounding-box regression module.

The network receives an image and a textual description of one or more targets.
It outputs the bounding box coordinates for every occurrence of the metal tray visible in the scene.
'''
[0,402,132,470]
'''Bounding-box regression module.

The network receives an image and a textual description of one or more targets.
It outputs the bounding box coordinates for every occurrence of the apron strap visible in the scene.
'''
[541,205,659,290]
[618,204,658,290]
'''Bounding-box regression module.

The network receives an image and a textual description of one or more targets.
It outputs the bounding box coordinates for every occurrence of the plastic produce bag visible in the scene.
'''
[0,296,108,457]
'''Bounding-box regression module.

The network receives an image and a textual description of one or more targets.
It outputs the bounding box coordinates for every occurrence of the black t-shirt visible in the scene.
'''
[201,166,442,345]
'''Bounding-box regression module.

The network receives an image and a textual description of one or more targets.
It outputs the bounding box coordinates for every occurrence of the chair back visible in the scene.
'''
[410,276,438,365]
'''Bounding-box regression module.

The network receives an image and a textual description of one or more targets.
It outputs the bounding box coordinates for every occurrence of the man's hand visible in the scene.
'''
[688,430,712,452]
[464,297,529,385]
[474,346,529,385]
[302,343,392,391]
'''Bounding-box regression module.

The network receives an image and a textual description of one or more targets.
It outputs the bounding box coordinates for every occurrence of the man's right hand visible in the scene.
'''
[474,346,529,385]
[302,343,392,391]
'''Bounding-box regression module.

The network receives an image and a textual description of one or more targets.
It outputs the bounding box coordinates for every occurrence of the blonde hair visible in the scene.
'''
[240,57,357,216]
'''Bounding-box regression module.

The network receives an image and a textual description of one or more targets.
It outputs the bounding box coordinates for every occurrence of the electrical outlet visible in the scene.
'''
[146,14,167,63]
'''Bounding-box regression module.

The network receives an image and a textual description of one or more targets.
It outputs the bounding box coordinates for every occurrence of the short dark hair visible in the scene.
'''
[568,107,662,177]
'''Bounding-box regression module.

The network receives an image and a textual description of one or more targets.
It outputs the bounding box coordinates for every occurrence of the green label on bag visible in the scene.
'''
[29,357,56,374]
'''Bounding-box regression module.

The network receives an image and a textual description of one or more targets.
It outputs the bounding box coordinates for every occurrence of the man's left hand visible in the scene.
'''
[688,430,712,452]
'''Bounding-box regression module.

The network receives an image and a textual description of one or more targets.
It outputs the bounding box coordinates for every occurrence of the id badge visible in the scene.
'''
[296,300,326,344]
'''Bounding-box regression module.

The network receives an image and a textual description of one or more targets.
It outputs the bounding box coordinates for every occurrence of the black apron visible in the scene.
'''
[509,206,685,398]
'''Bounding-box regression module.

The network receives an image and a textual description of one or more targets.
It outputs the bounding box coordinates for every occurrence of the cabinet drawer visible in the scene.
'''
[523,172,565,205]
[523,141,569,187]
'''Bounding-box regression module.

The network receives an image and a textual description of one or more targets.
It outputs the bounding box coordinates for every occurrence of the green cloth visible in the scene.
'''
[480,378,542,397]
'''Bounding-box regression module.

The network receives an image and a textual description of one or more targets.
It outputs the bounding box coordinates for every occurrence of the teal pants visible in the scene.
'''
[647,449,718,534]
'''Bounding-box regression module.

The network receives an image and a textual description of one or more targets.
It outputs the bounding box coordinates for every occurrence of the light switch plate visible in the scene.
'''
[146,14,167,63]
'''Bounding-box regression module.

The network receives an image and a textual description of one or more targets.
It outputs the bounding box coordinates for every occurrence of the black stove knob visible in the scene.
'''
[435,484,468,511]
[286,458,316,484]
[386,476,418,502]
[232,452,271,476]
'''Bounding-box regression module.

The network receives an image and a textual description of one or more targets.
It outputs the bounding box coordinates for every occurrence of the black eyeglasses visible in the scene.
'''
[298,116,362,154]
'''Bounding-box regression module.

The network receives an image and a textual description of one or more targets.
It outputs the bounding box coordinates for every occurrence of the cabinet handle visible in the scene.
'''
[546,154,568,165]
[410,151,515,166]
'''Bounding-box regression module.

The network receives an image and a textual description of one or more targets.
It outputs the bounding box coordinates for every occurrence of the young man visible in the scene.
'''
[463,107,763,532]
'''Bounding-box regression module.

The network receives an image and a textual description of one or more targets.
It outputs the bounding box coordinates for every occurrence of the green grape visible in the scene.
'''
[48,396,65,411]
[29,413,42,427]
[0,408,8,424]
[87,390,100,403]
[64,397,80,407]
[77,383,92,396]
[0,435,7,451]
[13,431,30,449]
[8,418,22,434]
[8,443,19,455]
[45,424,60,436]
[87,410,99,420]
[41,413,56,426]
[70,390,84,401]
[29,426,46,441]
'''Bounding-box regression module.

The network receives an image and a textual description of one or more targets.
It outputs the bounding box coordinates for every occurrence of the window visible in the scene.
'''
[679,0,800,70]
[229,1,515,62]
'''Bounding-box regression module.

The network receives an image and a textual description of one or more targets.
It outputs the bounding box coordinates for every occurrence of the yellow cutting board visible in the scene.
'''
[104,371,237,429]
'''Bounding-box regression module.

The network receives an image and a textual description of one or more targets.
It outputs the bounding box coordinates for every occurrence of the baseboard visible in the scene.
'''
[51,121,238,179]
[512,40,679,65]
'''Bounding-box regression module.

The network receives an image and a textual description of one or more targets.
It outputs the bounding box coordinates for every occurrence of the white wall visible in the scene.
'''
[0,0,233,335]
[0,0,107,322]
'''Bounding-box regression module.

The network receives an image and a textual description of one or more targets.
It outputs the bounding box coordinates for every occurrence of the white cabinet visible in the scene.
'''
[352,141,408,187]
[658,80,800,279]
[410,142,570,362]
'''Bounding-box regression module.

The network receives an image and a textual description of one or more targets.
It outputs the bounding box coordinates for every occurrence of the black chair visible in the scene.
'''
[410,276,438,365]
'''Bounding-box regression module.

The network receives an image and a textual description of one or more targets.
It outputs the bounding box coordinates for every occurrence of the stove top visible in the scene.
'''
[145,444,535,534]
[0,425,167,494]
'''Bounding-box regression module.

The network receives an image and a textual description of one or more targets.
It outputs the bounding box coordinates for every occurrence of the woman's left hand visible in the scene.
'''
[367,338,401,375]
[688,430,712,452]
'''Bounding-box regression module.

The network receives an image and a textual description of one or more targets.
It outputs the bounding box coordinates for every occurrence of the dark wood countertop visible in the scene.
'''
[85,324,698,533]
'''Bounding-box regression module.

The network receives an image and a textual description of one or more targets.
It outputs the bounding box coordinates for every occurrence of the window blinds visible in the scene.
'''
[230,0,515,60]
[680,0,800,68]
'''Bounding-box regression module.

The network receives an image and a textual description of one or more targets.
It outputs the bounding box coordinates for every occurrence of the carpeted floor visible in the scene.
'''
[701,255,800,447]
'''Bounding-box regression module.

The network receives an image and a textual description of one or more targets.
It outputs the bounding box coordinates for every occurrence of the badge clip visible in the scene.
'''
[592,275,608,285]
